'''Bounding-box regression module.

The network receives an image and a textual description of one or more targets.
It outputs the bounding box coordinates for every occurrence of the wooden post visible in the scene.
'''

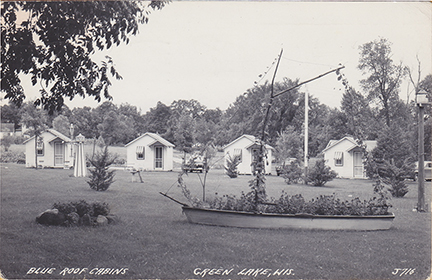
[304,89,309,184]
[34,134,38,169]
[417,103,425,212]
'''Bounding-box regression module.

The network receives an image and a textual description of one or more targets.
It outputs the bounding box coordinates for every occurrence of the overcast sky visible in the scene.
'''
[21,1,431,113]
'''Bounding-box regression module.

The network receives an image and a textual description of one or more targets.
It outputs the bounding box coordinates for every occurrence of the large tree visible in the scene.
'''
[1,1,166,113]
[274,126,303,163]
[143,101,172,135]
[340,87,380,140]
[358,38,407,126]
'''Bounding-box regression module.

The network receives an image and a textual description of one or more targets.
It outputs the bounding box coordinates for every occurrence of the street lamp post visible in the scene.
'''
[416,90,429,212]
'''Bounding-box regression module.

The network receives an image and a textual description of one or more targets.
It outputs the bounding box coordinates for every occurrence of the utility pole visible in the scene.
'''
[416,90,429,212]
[304,88,309,184]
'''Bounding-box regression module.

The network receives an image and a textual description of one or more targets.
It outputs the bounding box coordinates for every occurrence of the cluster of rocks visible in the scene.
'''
[36,208,119,227]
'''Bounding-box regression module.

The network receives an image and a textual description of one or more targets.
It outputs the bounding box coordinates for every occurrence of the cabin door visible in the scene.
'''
[353,152,363,178]
[54,142,65,167]
[154,146,163,169]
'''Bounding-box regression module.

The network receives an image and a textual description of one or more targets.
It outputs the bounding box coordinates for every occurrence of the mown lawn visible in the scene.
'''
[0,163,430,280]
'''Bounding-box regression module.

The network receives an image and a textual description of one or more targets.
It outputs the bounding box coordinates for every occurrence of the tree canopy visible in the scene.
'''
[358,38,407,126]
[1,1,166,113]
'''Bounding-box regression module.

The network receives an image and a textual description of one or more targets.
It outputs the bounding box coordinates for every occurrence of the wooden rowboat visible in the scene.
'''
[182,206,395,231]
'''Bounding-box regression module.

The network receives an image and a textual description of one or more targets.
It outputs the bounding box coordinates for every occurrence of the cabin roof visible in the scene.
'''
[125,132,175,147]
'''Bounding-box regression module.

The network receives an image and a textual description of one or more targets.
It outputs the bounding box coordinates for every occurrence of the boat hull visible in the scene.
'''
[182,206,395,231]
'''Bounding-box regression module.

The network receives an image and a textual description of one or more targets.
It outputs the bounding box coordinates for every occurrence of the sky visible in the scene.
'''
[20,1,432,114]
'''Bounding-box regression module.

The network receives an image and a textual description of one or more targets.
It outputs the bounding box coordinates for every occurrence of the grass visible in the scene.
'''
[0,163,431,280]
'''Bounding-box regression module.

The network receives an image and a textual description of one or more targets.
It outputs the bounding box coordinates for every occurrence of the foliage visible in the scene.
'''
[92,202,110,216]
[177,171,203,208]
[144,101,172,135]
[0,150,25,163]
[366,158,411,198]
[172,114,196,153]
[1,103,21,129]
[87,146,117,191]
[358,38,407,126]
[248,172,267,211]
[281,160,303,184]
[274,126,302,163]
[307,159,337,186]
[365,118,414,198]
[19,103,49,137]
[97,110,136,145]
[224,154,241,178]
[209,191,256,213]
[52,115,71,137]
[207,191,391,216]
[1,1,166,113]
[341,87,379,140]
[368,123,415,168]
[51,200,111,226]
[1,135,14,151]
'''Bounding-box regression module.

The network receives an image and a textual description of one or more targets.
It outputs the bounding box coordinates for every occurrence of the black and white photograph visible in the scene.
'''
[0,1,431,279]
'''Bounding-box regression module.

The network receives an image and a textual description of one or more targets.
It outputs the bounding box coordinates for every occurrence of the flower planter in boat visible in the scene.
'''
[182,206,395,231]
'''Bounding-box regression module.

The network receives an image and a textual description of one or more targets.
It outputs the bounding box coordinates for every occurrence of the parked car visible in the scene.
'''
[275,158,297,176]
[182,156,204,173]
[413,161,432,181]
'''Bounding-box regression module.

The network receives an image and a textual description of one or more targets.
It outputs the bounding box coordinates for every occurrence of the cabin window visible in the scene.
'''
[36,139,44,156]
[234,149,242,162]
[136,146,145,160]
[334,151,343,166]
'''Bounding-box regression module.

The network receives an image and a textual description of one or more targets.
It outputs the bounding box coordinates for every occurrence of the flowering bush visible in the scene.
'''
[207,191,391,216]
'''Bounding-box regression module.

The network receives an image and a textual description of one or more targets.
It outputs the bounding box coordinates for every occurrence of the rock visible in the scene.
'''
[105,214,120,224]
[96,215,108,226]
[36,208,58,218]
[36,209,65,226]
[67,212,80,226]
[81,213,92,226]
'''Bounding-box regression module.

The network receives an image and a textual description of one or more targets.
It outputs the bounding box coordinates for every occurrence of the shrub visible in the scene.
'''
[307,159,337,186]
[53,202,77,215]
[281,160,303,184]
[87,146,117,191]
[72,200,93,217]
[366,157,411,198]
[0,150,25,163]
[92,202,110,216]
[45,201,111,227]
[224,154,241,178]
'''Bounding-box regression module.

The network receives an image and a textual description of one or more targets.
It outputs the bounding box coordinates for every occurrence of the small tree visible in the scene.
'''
[87,146,116,191]
[307,159,337,186]
[377,159,410,198]
[1,135,14,151]
[282,160,303,184]
[225,154,241,178]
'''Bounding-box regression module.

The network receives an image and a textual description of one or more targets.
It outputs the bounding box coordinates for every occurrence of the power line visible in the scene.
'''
[282,57,339,68]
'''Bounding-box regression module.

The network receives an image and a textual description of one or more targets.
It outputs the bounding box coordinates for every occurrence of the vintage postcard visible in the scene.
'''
[1,1,431,280]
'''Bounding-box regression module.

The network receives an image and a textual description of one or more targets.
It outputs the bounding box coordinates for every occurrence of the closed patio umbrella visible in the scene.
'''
[74,134,87,177]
